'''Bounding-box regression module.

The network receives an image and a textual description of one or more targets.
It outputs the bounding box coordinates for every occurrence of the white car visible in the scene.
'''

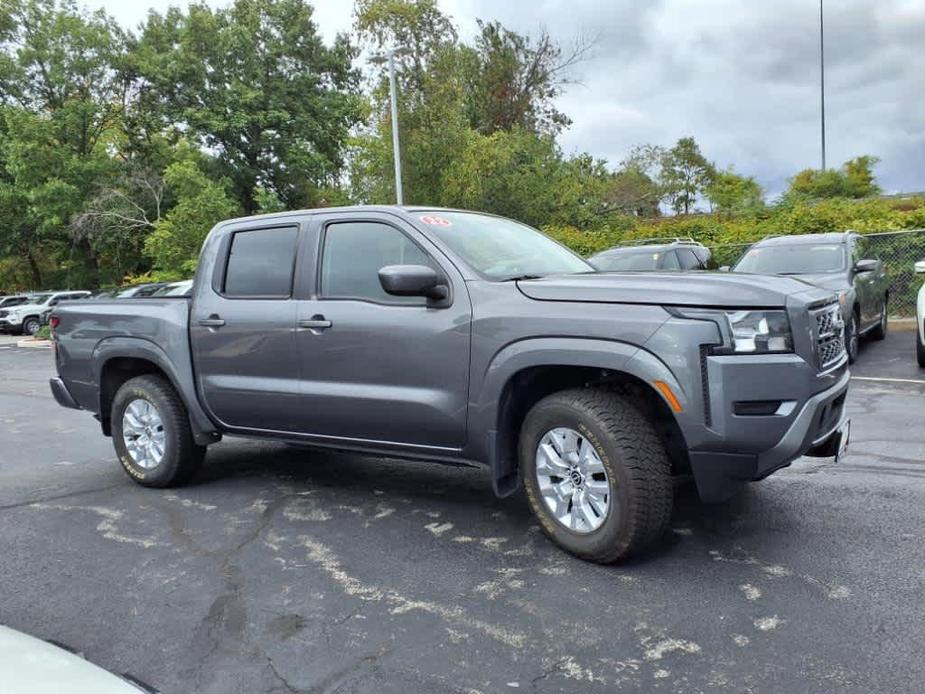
[916,260,925,367]
[0,290,91,335]
[0,625,153,693]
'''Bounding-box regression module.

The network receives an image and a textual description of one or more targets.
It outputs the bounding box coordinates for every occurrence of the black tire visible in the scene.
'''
[111,374,204,487]
[917,324,925,368]
[519,387,672,563]
[22,316,40,336]
[846,309,860,364]
[869,297,888,341]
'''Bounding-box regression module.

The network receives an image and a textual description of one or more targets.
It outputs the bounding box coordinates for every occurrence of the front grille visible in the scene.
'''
[811,302,846,370]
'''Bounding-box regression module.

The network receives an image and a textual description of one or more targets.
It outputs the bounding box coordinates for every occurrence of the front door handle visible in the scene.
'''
[298,316,332,331]
[198,316,226,328]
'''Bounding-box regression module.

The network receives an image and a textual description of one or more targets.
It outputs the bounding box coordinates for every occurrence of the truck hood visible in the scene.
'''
[516,271,825,308]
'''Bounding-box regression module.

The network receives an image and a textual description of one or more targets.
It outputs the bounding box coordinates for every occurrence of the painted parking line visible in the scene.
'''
[852,375,925,385]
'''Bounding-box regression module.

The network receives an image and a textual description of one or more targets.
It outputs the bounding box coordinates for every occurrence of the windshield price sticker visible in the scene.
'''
[420,215,452,227]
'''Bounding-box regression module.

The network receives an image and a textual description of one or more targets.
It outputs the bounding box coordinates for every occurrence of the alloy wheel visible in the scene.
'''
[534,427,611,533]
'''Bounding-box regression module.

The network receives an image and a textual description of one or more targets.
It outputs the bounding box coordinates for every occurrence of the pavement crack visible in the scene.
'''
[0,482,125,512]
[266,656,305,693]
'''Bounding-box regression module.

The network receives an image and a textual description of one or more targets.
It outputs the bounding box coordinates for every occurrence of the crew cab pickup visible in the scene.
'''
[49,207,850,562]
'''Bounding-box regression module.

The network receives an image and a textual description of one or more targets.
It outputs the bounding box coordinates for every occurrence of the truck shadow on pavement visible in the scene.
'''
[187,439,779,566]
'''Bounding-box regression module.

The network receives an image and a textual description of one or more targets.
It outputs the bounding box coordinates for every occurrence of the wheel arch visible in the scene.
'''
[93,338,219,446]
[474,338,691,497]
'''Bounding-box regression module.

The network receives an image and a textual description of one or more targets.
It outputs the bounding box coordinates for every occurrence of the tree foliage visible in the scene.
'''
[0,0,914,296]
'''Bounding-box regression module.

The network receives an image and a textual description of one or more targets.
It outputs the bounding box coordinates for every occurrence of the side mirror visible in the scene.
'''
[853,258,877,274]
[914,260,925,275]
[718,266,731,272]
[378,265,448,301]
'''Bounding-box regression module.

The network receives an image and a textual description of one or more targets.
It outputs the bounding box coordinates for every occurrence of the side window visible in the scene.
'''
[677,248,702,270]
[321,221,435,304]
[223,227,298,298]
[660,251,681,271]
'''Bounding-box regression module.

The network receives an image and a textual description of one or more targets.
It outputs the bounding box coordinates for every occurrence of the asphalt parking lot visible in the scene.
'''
[1,329,923,693]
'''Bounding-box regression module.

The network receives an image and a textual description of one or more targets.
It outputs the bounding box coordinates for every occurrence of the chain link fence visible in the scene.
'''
[708,229,925,318]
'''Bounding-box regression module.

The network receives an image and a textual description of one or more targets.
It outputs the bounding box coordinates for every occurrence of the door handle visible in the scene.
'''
[298,316,332,331]
[198,316,226,328]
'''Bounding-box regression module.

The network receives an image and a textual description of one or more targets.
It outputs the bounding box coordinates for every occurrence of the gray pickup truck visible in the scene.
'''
[49,207,850,562]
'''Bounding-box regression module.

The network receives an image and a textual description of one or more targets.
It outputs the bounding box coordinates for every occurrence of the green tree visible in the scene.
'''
[0,0,124,286]
[659,136,715,215]
[352,0,468,205]
[786,156,881,201]
[461,20,591,136]
[143,157,238,276]
[132,0,362,213]
[705,168,764,214]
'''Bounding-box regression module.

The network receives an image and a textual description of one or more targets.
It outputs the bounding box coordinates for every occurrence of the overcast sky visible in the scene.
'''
[90,0,925,197]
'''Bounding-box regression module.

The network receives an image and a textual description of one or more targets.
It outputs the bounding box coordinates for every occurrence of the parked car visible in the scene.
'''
[731,232,889,362]
[50,207,849,563]
[0,290,91,335]
[0,624,155,693]
[150,280,193,297]
[916,260,925,367]
[589,238,711,272]
[0,294,32,309]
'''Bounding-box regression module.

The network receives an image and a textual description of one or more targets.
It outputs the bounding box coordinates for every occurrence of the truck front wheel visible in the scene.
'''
[111,374,204,487]
[519,387,672,563]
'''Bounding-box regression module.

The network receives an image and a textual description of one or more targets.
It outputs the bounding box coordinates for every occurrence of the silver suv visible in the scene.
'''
[0,290,91,335]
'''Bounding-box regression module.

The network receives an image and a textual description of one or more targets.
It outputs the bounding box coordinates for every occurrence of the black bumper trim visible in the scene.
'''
[49,378,81,410]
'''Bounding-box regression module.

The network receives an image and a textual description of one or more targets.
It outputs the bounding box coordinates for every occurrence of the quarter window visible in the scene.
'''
[321,221,435,304]
[223,227,298,297]
[661,251,681,270]
[677,248,702,270]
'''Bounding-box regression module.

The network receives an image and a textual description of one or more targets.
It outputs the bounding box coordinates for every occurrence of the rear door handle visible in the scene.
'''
[198,316,226,328]
[298,316,332,331]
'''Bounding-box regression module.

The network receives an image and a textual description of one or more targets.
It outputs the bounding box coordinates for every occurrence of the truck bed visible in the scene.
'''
[52,298,196,418]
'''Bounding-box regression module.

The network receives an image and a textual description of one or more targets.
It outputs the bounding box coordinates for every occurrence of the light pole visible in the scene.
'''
[371,49,406,205]
[387,50,404,205]
[819,0,826,170]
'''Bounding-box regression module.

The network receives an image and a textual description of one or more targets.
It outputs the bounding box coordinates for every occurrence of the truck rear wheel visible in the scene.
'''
[519,387,672,563]
[111,374,204,487]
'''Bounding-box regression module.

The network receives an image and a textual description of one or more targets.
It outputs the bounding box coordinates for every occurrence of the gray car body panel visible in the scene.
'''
[51,206,849,501]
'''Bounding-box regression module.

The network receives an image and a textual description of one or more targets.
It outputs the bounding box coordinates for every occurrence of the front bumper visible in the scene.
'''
[688,367,850,502]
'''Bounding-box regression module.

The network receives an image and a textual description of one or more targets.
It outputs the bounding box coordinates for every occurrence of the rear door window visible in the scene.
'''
[223,227,299,298]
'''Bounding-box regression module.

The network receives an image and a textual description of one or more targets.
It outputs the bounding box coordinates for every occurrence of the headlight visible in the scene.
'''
[669,307,793,354]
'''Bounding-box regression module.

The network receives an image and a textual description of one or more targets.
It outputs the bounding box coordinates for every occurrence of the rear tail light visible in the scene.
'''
[49,315,60,329]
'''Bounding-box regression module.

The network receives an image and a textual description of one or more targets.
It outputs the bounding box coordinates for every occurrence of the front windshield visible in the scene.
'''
[592,251,661,271]
[416,211,592,280]
[734,243,846,274]
[0,297,28,307]
[27,293,51,305]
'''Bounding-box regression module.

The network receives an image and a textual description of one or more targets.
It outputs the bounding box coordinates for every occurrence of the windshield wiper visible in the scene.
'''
[498,274,545,282]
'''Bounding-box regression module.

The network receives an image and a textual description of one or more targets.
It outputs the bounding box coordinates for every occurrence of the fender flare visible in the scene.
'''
[471,337,689,496]
[91,336,218,445]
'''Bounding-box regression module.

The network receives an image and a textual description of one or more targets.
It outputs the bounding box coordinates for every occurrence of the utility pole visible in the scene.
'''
[387,50,404,205]
[819,0,826,170]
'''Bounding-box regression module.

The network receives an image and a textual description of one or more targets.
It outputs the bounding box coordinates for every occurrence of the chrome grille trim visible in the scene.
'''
[810,302,846,370]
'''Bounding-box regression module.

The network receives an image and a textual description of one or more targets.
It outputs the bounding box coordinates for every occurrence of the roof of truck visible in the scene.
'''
[214,205,495,227]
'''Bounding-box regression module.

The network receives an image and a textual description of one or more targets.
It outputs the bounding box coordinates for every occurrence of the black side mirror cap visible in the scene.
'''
[378,264,448,300]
